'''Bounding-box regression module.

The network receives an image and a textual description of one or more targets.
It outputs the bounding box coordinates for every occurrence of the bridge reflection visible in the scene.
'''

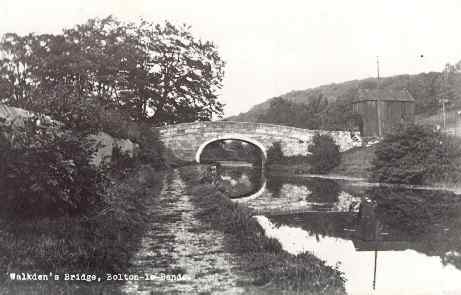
[215,163,265,199]
[214,164,461,293]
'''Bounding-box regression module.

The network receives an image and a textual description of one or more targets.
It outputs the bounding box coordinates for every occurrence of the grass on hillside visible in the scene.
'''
[416,108,461,128]
[265,146,375,179]
[330,146,376,179]
[179,165,346,295]
[0,165,163,294]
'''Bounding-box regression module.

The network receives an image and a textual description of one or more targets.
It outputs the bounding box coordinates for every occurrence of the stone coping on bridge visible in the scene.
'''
[155,121,362,160]
[155,121,359,137]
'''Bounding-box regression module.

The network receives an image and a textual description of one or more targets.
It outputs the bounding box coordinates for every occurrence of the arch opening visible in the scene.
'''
[196,136,266,199]
[195,135,267,164]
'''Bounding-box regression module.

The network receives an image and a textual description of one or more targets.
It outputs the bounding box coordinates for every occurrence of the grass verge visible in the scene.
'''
[179,165,346,295]
[0,164,164,294]
[267,146,375,180]
[330,146,375,179]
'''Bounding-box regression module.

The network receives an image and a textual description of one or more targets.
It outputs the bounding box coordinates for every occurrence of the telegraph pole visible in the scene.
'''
[376,56,382,137]
[373,241,378,290]
[376,56,381,85]
[442,63,450,129]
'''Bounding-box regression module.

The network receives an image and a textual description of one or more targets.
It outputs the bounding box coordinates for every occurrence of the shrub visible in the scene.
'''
[308,133,341,174]
[134,125,166,168]
[0,164,163,292]
[0,116,104,218]
[266,141,284,164]
[370,124,461,185]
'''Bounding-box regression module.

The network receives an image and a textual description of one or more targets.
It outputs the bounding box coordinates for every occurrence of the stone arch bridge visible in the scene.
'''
[155,121,362,163]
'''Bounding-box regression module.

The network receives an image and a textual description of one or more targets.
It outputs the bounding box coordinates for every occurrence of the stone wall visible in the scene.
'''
[86,132,138,167]
[156,121,362,162]
[0,104,34,126]
[0,104,137,167]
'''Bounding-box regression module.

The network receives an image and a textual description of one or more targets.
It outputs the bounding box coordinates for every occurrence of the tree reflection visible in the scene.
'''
[265,176,341,203]
[368,187,461,270]
[307,179,341,203]
[265,177,284,198]
[369,187,461,237]
[270,185,461,272]
[216,165,264,198]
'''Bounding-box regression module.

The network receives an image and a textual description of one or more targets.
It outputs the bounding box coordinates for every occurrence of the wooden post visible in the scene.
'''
[377,99,382,137]
[376,56,382,137]
[373,246,378,290]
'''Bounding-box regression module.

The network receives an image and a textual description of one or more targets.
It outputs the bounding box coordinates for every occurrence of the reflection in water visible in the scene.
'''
[217,166,461,294]
[241,175,361,214]
[217,166,362,211]
[256,215,461,295]
[216,164,264,198]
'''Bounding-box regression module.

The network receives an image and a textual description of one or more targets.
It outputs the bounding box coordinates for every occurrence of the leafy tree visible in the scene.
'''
[257,97,295,126]
[406,72,442,114]
[0,33,38,104]
[0,16,225,125]
[308,133,341,174]
[257,96,324,129]
[370,124,461,185]
[256,90,359,131]
[123,20,225,123]
[266,141,284,164]
[0,17,136,114]
[320,99,356,130]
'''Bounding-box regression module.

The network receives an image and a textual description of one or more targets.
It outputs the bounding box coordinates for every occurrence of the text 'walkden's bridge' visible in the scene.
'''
[155,121,362,163]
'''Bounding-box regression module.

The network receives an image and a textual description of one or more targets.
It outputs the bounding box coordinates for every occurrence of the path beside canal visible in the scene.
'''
[122,170,246,294]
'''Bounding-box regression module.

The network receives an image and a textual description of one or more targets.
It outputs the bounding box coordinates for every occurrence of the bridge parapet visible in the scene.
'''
[155,121,361,162]
[157,121,328,134]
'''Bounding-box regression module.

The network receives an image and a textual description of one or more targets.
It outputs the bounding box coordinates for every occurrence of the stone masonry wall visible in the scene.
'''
[156,121,362,162]
[0,104,137,167]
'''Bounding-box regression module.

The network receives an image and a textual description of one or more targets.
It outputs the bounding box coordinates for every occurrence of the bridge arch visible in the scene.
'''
[156,121,362,162]
[195,134,267,163]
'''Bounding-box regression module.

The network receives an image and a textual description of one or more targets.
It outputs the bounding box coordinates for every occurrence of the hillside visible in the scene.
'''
[227,72,461,127]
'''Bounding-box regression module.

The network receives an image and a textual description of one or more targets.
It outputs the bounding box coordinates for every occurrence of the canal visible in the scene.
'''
[216,162,461,295]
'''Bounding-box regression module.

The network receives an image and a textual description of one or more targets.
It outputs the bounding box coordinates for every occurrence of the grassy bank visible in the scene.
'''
[267,146,374,180]
[179,165,346,295]
[329,146,374,179]
[0,165,163,294]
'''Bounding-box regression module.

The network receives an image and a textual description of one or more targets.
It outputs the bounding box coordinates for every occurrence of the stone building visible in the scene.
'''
[351,88,415,137]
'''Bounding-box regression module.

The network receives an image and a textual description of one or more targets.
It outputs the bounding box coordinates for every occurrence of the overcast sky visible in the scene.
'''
[1,0,461,116]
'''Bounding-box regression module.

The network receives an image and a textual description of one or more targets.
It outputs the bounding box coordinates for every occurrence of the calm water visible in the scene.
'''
[217,164,461,295]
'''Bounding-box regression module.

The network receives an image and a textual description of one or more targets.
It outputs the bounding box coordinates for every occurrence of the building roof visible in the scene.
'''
[353,88,415,103]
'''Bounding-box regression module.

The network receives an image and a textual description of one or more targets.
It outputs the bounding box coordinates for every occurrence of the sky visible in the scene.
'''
[1,0,461,116]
